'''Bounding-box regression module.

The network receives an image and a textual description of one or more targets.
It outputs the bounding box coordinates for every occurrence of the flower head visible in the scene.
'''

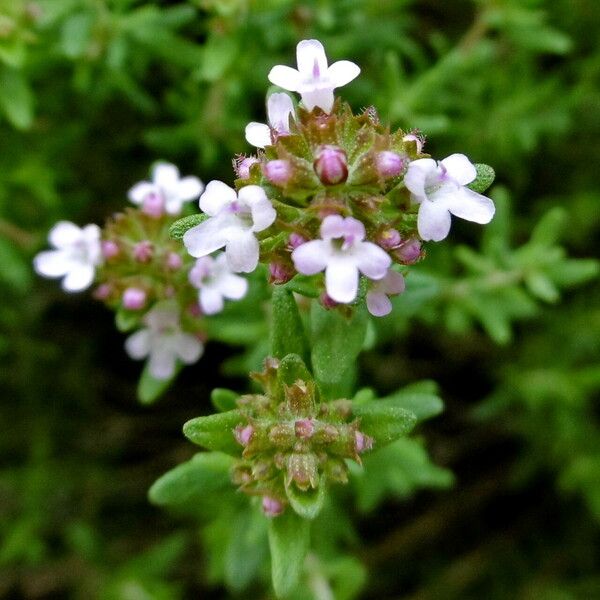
[128,162,203,216]
[245,93,295,148]
[33,221,102,292]
[124,305,203,379]
[404,154,495,242]
[268,39,360,113]
[366,269,405,317]
[291,215,391,303]
[188,253,248,315]
[183,181,276,273]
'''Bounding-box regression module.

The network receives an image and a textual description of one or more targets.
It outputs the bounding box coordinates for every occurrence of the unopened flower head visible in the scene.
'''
[34,221,102,292]
[128,162,204,216]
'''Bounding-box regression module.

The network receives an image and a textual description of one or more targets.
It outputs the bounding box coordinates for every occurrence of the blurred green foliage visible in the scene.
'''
[1,0,599,598]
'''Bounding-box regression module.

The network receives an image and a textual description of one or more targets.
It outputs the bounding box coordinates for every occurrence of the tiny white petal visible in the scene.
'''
[33,250,73,277]
[300,87,335,113]
[200,287,225,315]
[61,264,95,292]
[445,187,496,224]
[440,153,477,185]
[381,269,406,295]
[404,159,437,200]
[175,334,203,363]
[325,258,359,303]
[176,176,204,201]
[296,39,328,76]
[354,242,391,280]
[267,93,295,132]
[268,65,302,91]
[245,122,272,148]
[183,215,230,258]
[225,231,260,273]
[48,221,83,249]
[125,329,151,360]
[292,240,330,275]
[149,346,177,380]
[153,162,180,190]
[128,182,156,205]
[366,291,393,317]
[219,274,248,300]
[417,200,452,242]
[327,60,361,87]
[199,180,237,216]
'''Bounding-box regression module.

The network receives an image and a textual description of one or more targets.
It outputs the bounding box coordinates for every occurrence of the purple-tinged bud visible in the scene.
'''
[101,240,120,260]
[403,133,424,154]
[122,287,146,310]
[286,452,319,491]
[269,423,295,448]
[93,283,112,300]
[264,160,292,186]
[142,192,164,218]
[376,151,406,178]
[133,240,154,263]
[234,155,259,180]
[165,252,183,271]
[395,238,422,265]
[355,431,374,454]
[377,228,402,250]
[231,466,252,486]
[295,418,315,439]
[234,424,254,446]
[262,496,284,517]
[319,292,338,310]
[269,262,293,284]
[288,232,307,250]
[314,145,348,186]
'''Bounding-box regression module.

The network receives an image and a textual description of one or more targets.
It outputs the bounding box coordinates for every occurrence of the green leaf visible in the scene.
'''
[0,237,31,292]
[271,288,309,362]
[377,389,444,422]
[311,303,368,399]
[0,67,33,129]
[268,510,310,598]
[60,13,93,59]
[183,410,245,455]
[286,483,326,520]
[282,274,321,298]
[529,207,566,247]
[197,34,238,82]
[137,362,181,404]
[525,272,560,303]
[353,404,417,447]
[148,452,234,507]
[277,353,313,387]
[169,213,209,240]
[115,309,140,332]
[467,163,495,194]
[211,388,239,412]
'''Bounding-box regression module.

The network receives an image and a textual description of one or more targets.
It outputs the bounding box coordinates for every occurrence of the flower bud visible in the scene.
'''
[288,232,307,250]
[122,287,146,310]
[101,240,120,260]
[251,460,273,480]
[133,240,154,263]
[377,228,402,250]
[269,262,293,284]
[403,133,424,154]
[268,423,295,448]
[326,459,349,484]
[234,155,259,180]
[295,418,314,439]
[142,192,164,218]
[395,238,422,264]
[376,151,406,178]
[264,160,292,186]
[262,495,284,517]
[286,452,319,491]
[285,380,315,416]
[234,424,254,446]
[165,252,183,271]
[355,430,374,454]
[314,145,348,185]
[93,283,112,300]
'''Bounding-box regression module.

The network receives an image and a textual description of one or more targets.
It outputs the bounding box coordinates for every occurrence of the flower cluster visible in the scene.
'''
[181,39,495,316]
[34,163,251,380]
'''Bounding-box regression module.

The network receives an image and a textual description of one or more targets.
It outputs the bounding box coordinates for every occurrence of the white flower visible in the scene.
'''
[292,215,391,303]
[366,269,406,317]
[404,154,495,242]
[183,181,277,273]
[268,39,360,113]
[188,253,248,315]
[124,306,203,379]
[245,93,295,148]
[128,162,203,216]
[33,221,102,292]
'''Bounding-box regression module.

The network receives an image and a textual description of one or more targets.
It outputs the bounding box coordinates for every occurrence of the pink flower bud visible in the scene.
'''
[133,240,153,263]
[262,495,284,517]
[122,287,146,310]
[377,228,402,250]
[142,192,164,218]
[295,418,314,439]
[234,424,254,446]
[288,232,307,250]
[395,238,422,264]
[319,292,338,310]
[93,283,112,300]
[355,430,374,454]
[376,151,406,178]
[165,252,183,271]
[264,160,292,186]
[403,133,424,154]
[234,155,259,180]
[101,240,120,260]
[314,145,348,185]
[269,262,293,284]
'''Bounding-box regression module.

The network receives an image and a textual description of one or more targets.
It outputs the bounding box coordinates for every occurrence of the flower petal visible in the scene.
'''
[225,230,259,273]
[33,250,73,278]
[417,199,452,242]
[199,180,237,216]
[238,185,277,232]
[354,242,391,280]
[404,159,437,201]
[245,122,272,148]
[327,60,360,87]
[200,287,224,315]
[268,65,302,91]
[125,329,151,360]
[175,334,203,363]
[176,176,203,201]
[148,346,177,380]
[445,187,496,224]
[440,153,476,185]
[366,291,392,317]
[292,240,329,275]
[153,162,180,190]
[382,269,406,295]
[61,264,95,292]
[325,257,359,303]
[296,39,328,77]
[267,93,295,132]
[48,221,83,249]
[300,87,335,113]
[219,273,248,300]
[183,215,229,258]
[127,182,155,205]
